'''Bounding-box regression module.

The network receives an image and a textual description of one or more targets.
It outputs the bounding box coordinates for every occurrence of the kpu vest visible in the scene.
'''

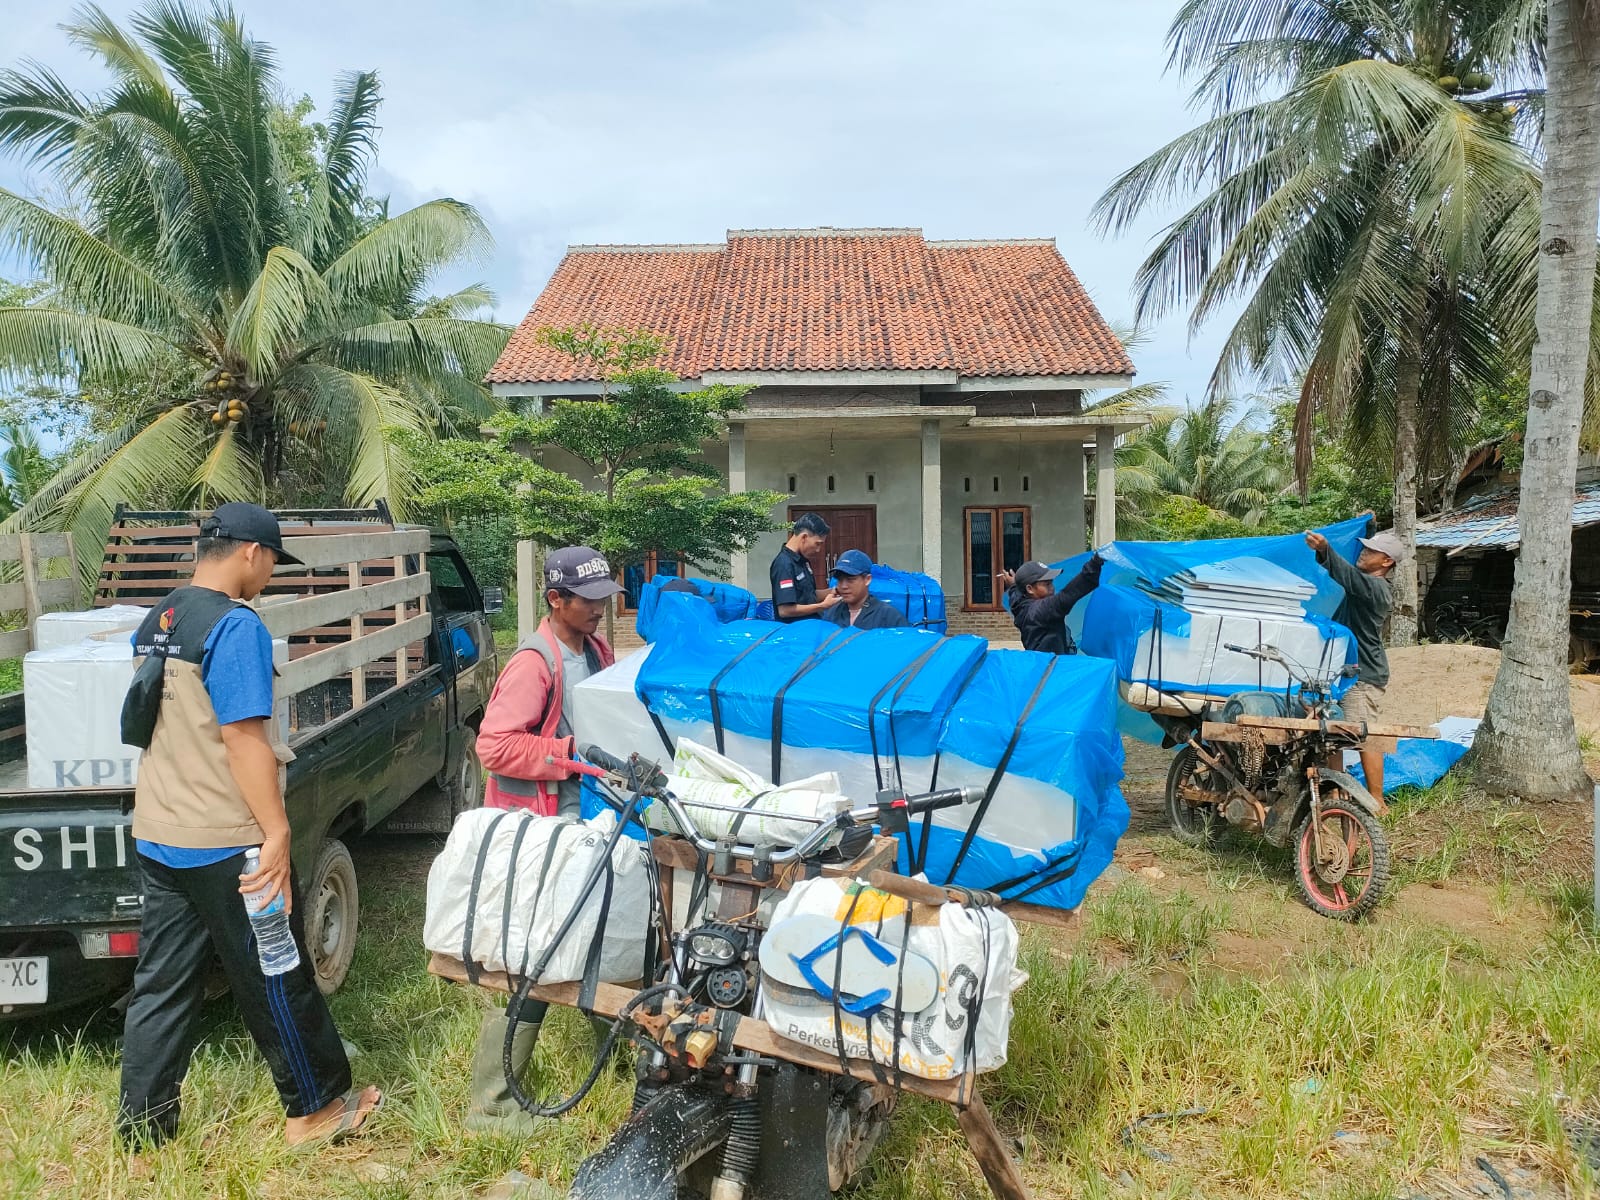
[124,587,294,849]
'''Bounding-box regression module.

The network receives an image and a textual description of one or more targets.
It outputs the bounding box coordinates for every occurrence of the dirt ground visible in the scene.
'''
[1381,643,1600,735]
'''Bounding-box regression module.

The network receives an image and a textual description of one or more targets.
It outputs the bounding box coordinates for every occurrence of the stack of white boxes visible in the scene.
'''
[24,606,288,789]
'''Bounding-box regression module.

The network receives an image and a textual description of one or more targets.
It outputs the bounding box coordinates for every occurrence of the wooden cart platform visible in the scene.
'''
[1200,713,1439,757]
[428,831,1063,1198]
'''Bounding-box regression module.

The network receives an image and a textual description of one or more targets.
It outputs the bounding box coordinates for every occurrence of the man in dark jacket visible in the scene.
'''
[823,550,908,630]
[770,512,841,621]
[1000,555,1105,655]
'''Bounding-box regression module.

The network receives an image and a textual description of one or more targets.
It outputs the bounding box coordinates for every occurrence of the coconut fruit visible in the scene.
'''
[1437,75,1460,93]
[1461,70,1492,92]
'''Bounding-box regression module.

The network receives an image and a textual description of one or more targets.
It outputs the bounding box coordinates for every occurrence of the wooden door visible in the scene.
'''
[788,505,877,582]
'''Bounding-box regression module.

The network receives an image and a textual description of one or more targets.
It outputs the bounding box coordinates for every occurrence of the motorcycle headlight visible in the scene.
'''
[688,929,740,965]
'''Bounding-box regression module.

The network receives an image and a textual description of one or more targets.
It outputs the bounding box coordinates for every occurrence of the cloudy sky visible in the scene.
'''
[2,0,1242,404]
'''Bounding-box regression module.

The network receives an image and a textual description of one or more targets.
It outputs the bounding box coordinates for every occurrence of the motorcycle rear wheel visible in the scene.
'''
[1165,745,1223,849]
[1292,794,1389,920]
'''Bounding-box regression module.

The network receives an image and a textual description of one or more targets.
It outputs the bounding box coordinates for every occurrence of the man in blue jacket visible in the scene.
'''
[823,550,908,630]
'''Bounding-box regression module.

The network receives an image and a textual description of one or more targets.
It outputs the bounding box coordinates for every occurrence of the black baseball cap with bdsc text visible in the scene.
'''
[544,546,624,600]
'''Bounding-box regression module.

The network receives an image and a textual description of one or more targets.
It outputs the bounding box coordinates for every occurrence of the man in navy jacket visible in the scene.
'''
[1001,555,1104,654]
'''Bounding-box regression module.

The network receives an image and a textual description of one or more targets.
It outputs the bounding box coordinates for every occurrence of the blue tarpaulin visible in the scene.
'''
[633,620,1127,910]
[868,564,948,633]
[1039,517,1371,740]
[1345,717,1478,795]
[635,574,760,641]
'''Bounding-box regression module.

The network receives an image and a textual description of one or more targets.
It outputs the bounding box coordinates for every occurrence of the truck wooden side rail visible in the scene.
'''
[1,506,498,1018]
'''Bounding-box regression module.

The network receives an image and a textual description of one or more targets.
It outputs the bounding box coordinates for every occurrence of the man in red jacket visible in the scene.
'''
[477,546,619,817]
[467,546,620,1134]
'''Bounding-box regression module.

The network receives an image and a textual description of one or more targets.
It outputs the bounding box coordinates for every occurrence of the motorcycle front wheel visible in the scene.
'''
[1292,792,1389,920]
[1165,745,1223,849]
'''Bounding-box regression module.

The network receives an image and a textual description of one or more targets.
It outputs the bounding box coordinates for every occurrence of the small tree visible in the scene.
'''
[412,325,784,637]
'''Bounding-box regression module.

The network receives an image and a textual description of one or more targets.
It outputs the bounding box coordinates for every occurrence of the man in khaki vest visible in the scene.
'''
[117,504,381,1150]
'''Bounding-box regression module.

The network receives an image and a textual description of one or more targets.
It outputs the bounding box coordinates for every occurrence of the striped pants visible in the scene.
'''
[117,851,352,1147]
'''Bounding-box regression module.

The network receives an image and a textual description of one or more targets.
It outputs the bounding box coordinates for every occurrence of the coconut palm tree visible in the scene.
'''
[0,2,507,579]
[1473,0,1598,801]
[1114,396,1289,533]
[0,423,52,518]
[1093,0,1544,643]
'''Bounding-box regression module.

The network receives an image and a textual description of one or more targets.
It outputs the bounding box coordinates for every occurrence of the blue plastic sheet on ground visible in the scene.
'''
[634,621,1126,910]
[635,574,760,641]
[1038,517,1371,742]
[901,649,1129,911]
[1345,719,1477,794]
[868,564,948,633]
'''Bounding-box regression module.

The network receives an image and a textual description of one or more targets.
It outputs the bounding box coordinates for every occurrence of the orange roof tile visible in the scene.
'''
[487,228,1133,384]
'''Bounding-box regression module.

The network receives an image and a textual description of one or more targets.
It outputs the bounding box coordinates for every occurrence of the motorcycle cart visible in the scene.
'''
[430,750,1071,1200]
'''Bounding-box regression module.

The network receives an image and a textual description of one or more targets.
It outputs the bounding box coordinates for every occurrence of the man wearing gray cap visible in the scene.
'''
[468,545,622,1135]
[1305,520,1401,808]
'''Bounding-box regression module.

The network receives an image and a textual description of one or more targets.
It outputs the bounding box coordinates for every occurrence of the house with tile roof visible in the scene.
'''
[488,227,1147,634]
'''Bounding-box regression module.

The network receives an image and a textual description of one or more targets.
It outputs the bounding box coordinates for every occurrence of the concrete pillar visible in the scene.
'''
[727,422,748,590]
[921,419,943,583]
[1094,424,1118,549]
[1062,441,1086,555]
[516,538,538,642]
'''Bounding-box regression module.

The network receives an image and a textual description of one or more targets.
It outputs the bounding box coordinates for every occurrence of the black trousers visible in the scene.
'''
[117,850,352,1147]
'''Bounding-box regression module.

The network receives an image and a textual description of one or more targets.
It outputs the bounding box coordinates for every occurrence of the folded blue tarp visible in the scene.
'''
[635,574,760,642]
[1345,717,1478,795]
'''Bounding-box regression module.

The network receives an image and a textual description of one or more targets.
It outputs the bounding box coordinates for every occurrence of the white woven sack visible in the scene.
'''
[423,808,651,984]
[759,877,1026,1081]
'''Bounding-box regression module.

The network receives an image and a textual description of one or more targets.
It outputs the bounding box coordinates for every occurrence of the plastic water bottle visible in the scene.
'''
[242,847,301,975]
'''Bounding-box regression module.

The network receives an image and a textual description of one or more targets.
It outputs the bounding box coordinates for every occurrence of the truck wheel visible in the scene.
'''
[445,728,484,819]
[306,838,359,996]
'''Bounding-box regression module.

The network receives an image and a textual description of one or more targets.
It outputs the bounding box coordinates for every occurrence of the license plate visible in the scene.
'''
[0,957,47,1005]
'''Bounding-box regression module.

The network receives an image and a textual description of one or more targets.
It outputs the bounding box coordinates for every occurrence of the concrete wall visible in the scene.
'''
[939,438,1087,608]
[737,430,923,592]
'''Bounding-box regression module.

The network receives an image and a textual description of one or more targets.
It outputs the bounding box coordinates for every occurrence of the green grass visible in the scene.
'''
[0,657,20,694]
[3,843,1598,1198]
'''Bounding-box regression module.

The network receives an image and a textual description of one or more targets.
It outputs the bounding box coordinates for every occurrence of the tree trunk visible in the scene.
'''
[1389,342,1421,646]
[1472,0,1600,801]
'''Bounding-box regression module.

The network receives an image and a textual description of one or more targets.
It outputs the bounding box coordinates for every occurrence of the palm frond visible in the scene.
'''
[0,62,91,169]
[321,198,492,307]
[65,5,170,91]
[415,282,497,319]
[0,187,199,333]
[226,245,330,378]
[190,418,263,504]
[0,305,181,380]
[315,316,510,382]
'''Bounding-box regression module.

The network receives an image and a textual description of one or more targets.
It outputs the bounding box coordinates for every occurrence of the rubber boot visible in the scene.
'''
[465,1007,545,1136]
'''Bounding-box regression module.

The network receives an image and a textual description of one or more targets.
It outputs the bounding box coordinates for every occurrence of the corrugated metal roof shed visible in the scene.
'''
[1416,481,1600,549]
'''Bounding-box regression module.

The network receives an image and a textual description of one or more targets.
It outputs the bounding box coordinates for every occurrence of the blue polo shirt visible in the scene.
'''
[134,608,276,869]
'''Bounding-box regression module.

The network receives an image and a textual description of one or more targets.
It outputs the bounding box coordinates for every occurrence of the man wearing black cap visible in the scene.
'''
[999,555,1105,655]
[769,512,842,622]
[118,503,381,1151]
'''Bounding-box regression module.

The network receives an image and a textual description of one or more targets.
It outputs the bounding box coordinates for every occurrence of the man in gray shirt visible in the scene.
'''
[1305,524,1400,809]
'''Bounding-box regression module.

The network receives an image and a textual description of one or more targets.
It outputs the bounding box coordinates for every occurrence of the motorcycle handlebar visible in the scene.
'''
[580,744,668,792]
[903,785,985,814]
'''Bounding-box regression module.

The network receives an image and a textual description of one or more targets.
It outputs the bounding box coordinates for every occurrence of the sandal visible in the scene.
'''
[288,1086,383,1148]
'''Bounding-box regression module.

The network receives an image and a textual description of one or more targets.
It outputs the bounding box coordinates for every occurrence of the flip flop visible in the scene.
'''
[289,1086,384,1148]
[759,915,939,1016]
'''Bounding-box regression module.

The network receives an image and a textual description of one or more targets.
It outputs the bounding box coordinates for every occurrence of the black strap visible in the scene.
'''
[865,640,944,790]
[770,628,861,785]
[647,707,674,755]
[916,651,988,874]
[708,629,779,754]
[985,839,1087,898]
[577,853,615,1013]
[497,816,535,976]
[829,886,867,1080]
[943,657,1057,885]
[519,823,570,977]
[463,811,511,986]
[884,641,945,793]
